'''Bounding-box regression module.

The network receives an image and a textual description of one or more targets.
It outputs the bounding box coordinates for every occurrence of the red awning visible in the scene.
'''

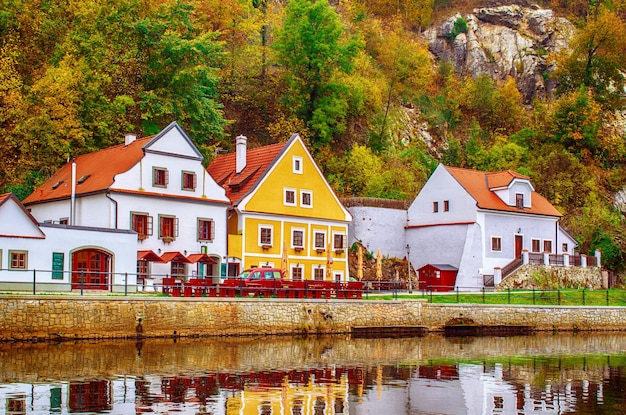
[160,251,193,264]
[186,253,217,264]
[137,250,164,262]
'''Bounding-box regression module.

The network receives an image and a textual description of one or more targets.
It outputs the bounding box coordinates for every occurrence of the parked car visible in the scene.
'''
[237,267,284,284]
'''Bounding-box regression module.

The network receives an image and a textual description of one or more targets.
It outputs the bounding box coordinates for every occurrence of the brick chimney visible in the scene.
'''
[236,135,247,174]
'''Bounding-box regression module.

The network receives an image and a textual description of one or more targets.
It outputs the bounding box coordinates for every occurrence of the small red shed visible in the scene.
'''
[418,264,458,292]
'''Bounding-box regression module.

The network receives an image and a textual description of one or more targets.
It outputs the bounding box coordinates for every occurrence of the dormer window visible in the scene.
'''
[52,180,64,190]
[77,175,90,184]
[515,193,524,209]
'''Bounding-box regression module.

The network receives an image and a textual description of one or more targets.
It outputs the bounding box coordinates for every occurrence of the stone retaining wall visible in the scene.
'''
[2,296,626,341]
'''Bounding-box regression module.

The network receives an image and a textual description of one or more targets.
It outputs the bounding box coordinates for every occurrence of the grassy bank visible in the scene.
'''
[368,289,626,306]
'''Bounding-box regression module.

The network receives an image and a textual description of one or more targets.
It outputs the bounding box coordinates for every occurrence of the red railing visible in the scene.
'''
[162,278,364,299]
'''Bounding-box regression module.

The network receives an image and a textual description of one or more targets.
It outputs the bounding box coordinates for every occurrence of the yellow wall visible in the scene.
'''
[232,137,351,280]
[244,139,347,221]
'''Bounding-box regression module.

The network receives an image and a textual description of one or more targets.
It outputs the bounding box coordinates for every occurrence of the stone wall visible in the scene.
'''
[500,265,603,289]
[2,296,626,341]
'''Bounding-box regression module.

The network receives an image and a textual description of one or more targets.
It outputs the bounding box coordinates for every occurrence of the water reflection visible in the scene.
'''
[1,333,626,414]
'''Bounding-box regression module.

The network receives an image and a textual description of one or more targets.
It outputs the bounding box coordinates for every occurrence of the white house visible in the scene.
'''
[406,164,578,290]
[0,193,137,292]
[23,121,230,288]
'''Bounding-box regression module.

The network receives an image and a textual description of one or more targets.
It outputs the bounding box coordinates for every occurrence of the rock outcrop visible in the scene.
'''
[424,5,575,102]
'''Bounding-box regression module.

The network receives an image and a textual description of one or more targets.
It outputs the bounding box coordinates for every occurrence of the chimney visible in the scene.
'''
[125,133,137,146]
[236,135,247,174]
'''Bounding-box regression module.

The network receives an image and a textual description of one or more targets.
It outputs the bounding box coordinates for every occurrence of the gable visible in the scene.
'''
[240,136,351,221]
[447,166,561,217]
[143,121,203,160]
[0,194,45,238]
[407,164,478,224]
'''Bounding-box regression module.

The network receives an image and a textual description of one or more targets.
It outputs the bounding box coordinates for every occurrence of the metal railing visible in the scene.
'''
[418,286,626,306]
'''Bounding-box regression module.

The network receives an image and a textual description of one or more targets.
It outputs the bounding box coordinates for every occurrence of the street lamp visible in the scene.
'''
[406,244,412,294]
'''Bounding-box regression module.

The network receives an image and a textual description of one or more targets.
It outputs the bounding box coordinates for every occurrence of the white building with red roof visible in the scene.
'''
[406,164,578,290]
[23,121,230,289]
[0,193,136,292]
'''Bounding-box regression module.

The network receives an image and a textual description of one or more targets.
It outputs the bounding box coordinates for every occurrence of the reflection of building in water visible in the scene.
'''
[0,363,613,414]
[353,362,604,415]
[224,367,352,415]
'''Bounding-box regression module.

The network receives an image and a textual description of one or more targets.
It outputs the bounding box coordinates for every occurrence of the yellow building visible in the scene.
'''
[207,134,351,281]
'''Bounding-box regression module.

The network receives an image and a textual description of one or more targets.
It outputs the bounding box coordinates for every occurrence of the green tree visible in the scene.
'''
[133,2,227,141]
[273,0,363,146]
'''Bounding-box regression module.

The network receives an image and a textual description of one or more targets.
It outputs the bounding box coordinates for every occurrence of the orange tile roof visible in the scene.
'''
[23,137,152,205]
[445,166,562,217]
[207,140,289,205]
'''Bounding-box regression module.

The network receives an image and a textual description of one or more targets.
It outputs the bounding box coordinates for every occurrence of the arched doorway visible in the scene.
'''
[72,249,112,290]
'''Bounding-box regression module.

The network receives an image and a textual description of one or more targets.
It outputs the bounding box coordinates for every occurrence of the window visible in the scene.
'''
[435,270,441,279]
[491,237,502,252]
[293,156,303,174]
[259,226,273,247]
[292,229,305,249]
[314,231,325,250]
[433,201,439,213]
[301,190,312,207]
[10,251,27,269]
[171,262,186,277]
[291,266,303,281]
[562,243,569,253]
[182,171,196,191]
[59,217,69,225]
[543,240,553,253]
[314,267,325,280]
[284,188,296,206]
[516,193,524,209]
[197,219,215,241]
[531,239,541,253]
[443,200,449,212]
[77,174,90,184]
[159,215,178,240]
[333,233,346,250]
[132,213,153,240]
[153,167,168,187]
[137,260,148,278]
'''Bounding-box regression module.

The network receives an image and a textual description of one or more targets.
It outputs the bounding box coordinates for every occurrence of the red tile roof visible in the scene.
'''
[23,137,152,205]
[446,166,562,217]
[207,140,289,205]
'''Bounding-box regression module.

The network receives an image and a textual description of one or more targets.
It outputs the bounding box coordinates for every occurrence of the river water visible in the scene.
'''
[1,333,626,414]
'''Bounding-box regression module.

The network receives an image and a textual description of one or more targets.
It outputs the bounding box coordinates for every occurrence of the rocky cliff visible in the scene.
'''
[424,5,574,102]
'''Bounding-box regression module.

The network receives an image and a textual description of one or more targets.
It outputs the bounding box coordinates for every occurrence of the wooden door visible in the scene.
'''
[515,235,523,258]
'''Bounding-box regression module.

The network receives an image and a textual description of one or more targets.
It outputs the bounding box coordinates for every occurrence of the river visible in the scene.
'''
[1,332,625,414]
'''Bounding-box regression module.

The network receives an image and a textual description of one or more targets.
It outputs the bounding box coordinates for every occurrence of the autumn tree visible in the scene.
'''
[553,8,626,110]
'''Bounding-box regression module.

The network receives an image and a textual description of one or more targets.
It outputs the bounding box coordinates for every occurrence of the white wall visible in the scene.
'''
[0,224,137,289]
[347,206,407,258]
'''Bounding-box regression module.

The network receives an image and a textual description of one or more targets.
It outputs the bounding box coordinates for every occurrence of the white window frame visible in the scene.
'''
[293,156,303,174]
[301,190,313,208]
[332,232,347,250]
[313,231,326,250]
[291,264,304,281]
[258,224,274,247]
[543,239,553,253]
[491,237,502,252]
[284,188,297,207]
[531,239,541,253]
[313,266,325,281]
[291,228,305,250]
[333,270,344,282]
